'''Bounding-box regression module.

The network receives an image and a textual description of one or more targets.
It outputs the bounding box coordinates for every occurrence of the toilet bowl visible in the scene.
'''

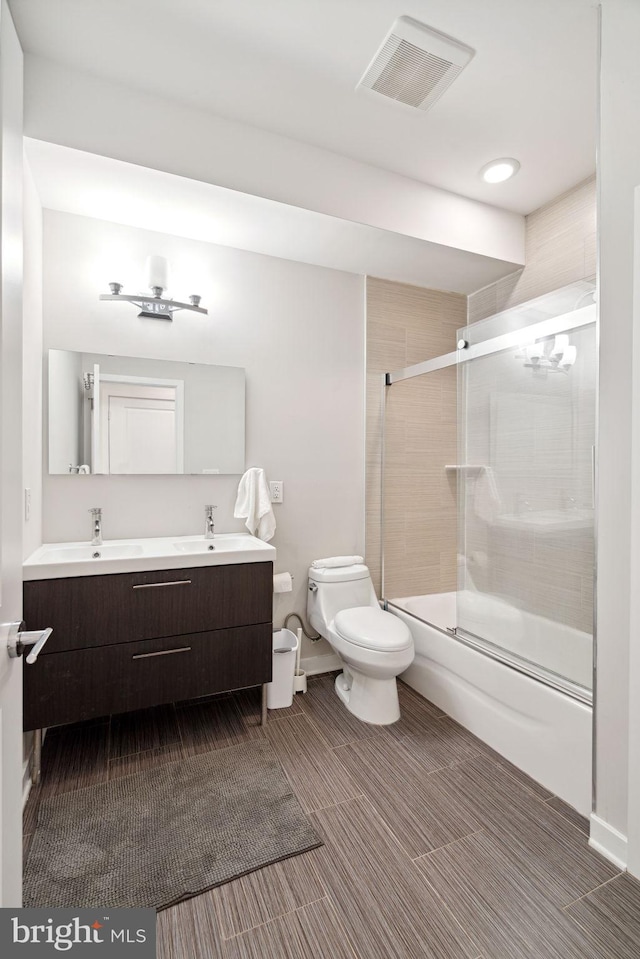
[307,563,414,724]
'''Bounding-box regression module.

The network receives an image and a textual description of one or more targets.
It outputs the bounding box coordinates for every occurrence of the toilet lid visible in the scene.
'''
[334,606,412,651]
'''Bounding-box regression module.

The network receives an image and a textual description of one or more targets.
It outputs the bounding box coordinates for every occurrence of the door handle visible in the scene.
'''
[5,622,53,663]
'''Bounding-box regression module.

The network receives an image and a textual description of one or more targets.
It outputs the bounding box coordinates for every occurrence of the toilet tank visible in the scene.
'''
[307,564,378,636]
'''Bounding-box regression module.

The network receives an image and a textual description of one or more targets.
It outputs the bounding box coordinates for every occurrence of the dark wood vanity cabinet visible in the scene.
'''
[22,561,273,730]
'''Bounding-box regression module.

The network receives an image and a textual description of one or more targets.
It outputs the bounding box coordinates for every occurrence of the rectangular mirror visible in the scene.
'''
[48,350,245,475]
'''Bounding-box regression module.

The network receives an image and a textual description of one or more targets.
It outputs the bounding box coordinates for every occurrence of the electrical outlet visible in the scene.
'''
[269,480,284,503]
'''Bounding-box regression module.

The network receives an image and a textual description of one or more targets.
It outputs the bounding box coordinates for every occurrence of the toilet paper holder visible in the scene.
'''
[273,572,294,593]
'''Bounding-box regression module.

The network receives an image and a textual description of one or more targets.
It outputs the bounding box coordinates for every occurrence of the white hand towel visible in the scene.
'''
[234,467,276,542]
[311,555,364,569]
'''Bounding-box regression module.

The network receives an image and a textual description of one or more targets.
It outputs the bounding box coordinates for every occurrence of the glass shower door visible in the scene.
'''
[456,312,596,698]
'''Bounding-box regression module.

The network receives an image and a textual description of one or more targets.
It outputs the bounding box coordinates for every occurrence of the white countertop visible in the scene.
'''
[23,533,276,581]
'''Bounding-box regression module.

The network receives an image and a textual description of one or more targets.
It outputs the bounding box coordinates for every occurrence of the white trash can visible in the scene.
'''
[266,628,299,709]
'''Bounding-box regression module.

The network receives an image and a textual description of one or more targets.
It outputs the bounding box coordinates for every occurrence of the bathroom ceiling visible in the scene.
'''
[26,139,519,293]
[10,0,597,216]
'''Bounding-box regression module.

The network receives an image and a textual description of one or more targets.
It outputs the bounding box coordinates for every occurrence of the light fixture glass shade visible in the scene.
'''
[145,255,170,292]
[552,334,569,357]
[480,158,521,183]
[561,345,577,367]
[526,343,543,362]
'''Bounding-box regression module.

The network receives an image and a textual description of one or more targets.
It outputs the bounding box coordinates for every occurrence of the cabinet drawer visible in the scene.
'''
[23,623,272,730]
[23,562,273,653]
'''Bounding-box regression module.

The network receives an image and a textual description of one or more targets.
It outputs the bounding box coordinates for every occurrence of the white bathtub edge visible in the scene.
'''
[589,814,628,869]
[395,606,592,817]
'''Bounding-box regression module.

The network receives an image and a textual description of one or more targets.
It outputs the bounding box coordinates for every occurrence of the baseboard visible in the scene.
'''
[300,652,341,676]
[589,813,628,869]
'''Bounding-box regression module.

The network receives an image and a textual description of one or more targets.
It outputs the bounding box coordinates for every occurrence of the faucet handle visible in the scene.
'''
[88,507,102,514]
[205,504,217,513]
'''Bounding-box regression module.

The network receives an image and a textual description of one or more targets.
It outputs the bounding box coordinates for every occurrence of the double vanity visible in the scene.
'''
[22,532,275,778]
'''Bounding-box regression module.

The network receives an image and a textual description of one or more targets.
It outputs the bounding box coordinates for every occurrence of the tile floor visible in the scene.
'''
[23,674,640,958]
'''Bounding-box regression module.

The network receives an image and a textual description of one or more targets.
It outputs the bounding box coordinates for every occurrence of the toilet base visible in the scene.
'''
[334,669,400,725]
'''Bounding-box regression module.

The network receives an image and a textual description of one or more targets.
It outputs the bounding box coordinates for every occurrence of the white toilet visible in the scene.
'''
[307,562,414,724]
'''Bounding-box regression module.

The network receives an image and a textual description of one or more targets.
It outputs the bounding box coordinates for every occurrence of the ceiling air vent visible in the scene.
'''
[357,16,475,112]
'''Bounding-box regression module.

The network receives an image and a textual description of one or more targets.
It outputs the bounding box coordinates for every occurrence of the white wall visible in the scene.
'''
[38,210,365,659]
[23,56,525,268]
[595,0,640,871]
[23,155,43,559]
[47,348,81,473]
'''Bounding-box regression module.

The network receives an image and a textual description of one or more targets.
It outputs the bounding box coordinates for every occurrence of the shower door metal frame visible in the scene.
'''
[381,303,597,703]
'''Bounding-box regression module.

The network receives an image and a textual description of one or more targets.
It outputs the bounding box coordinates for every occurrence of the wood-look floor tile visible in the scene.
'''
[208,849,326,940]
[395,680,447,724]
[23,832,34,861]
[312,797,480,959]
[23,784,42,835]
[40,721,110,798]
[108,742,184,780]
[415,831,602,959]
[157,895,224,959]
[110,705,181,759]
[234,686,302,729]
[265,715,361,813]
[546,796,590,835]
[431,757,618,905]
[384,714,484,773]
[223,898,359,959]
[566,873,640,958]
[334,737,483,857]
[298,675,382,748]
[459,728,554,800]
[177,696,256,756]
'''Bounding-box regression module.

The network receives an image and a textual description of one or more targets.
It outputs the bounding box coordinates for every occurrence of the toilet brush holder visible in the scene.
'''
[293,669,307,694]
[293,626,306,693]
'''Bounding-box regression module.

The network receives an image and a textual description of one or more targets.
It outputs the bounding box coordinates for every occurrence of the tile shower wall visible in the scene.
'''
[469,176,596,323]
[365,277,466,598]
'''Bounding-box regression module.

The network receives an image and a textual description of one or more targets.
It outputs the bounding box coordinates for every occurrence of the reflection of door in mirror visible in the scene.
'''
[49,349,245,475]
[93,374,184,474]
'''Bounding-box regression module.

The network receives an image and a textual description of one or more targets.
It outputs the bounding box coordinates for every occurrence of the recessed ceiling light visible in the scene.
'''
[480,158,521,183]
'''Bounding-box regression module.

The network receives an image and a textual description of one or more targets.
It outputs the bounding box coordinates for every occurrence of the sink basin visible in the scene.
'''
[38,543,145,563]
[172,535,260,554]
[23,532,276,580]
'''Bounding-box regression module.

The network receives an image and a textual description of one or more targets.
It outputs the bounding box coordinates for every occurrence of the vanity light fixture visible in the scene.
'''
[516,334,577,374]
[480,158,520,183]
[99,255,208,320]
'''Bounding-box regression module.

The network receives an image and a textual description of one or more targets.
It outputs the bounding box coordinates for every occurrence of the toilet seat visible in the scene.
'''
[334,606,412,652]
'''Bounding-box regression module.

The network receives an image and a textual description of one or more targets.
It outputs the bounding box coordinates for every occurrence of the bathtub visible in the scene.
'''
[391,591,593,816]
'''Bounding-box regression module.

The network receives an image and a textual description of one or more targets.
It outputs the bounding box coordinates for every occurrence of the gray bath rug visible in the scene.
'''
[24,739,322,911]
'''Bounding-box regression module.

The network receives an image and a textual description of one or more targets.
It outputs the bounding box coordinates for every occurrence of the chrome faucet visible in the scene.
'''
[89,507,103,546]
[204,504,217,539]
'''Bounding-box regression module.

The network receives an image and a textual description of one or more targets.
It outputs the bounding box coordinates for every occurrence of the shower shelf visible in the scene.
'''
[444,465,487,474]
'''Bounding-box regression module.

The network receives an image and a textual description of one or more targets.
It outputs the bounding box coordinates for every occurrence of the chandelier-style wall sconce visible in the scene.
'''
[516,334,577,374]
[99,255,208,320]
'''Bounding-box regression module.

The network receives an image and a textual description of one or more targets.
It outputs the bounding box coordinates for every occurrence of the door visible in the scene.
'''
[0,0,24,907]
[99,381,179,474]
[108,395,177,473]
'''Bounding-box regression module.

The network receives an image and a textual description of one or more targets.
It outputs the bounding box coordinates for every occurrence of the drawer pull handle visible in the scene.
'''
[132,580,192,590]
[132,646,192,660]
